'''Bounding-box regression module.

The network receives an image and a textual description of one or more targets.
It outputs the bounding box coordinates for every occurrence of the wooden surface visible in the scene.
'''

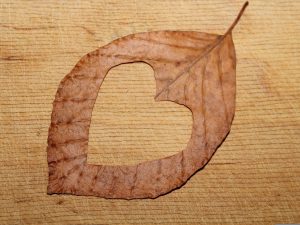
[0,0,299,224]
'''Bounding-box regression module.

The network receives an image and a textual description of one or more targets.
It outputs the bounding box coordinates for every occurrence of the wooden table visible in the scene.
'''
[1,0,299,224]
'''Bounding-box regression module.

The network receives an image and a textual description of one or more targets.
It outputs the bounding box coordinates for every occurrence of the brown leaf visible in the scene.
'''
[47,2,248,199]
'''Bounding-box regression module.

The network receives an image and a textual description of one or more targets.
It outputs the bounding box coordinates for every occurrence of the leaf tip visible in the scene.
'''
[154,91,165,101]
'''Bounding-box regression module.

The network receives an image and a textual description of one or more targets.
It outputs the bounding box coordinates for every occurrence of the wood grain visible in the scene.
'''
[0,0,299,224]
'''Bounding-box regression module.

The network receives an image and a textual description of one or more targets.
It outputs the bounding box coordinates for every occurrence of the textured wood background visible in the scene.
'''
[0,0,299,224]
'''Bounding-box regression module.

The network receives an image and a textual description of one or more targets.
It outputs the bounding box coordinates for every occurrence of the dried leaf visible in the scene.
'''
[47,2,248,199]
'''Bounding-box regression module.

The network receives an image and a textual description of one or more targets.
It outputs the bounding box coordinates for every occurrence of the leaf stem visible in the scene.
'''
[224,1,249,36]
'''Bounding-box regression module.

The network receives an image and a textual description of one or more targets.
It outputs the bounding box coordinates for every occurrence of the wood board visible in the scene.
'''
[0,0,299,224]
